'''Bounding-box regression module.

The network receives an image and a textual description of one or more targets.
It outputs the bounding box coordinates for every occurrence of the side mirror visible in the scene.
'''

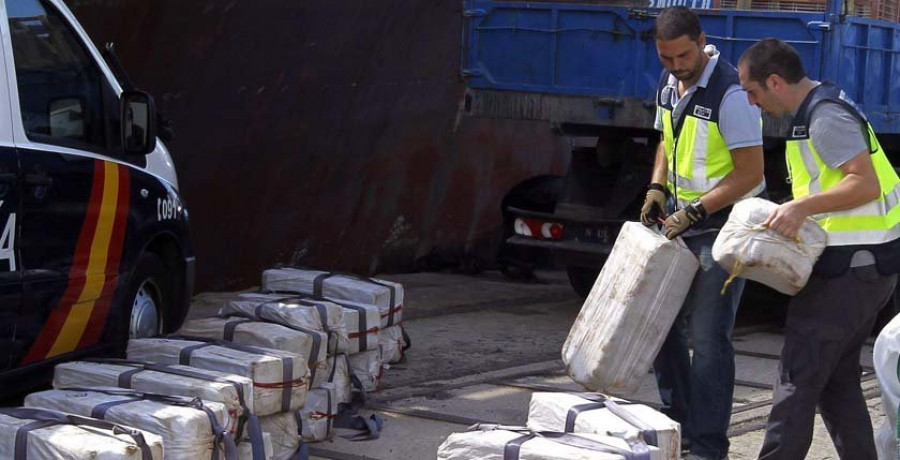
[121,90,157,155]
[48,97,85,139]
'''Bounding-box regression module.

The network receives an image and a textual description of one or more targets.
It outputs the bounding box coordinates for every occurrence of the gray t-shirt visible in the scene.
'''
[807,99,875,266]
[809,101,869,169]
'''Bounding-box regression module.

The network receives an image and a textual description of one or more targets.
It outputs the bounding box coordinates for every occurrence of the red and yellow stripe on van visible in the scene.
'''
[21,160,130,365]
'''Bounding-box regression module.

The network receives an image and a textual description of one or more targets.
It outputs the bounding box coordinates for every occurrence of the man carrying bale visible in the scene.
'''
[738,38,900,459]
[640,6,766,460]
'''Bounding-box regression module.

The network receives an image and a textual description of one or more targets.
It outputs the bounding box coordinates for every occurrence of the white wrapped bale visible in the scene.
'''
[262,268,404,328]
[325,354,352,405]
[225,293,349,354]
[562,222,699,394]
[128,338,308,417]
[0,407,164,460]
[25,388,232,460]
[259,383,339,459]
[335,299,381,355]
[54,360,254,431]
[349,350,381,393]
[177,317,328,388]
[379,324,407,364]
[712,197,827,295]
[874,314,900,460]
[527,393,680,460]
[437,425,660,460]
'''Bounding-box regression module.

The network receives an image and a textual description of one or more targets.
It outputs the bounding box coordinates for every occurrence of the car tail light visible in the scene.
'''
[514,218,564,240]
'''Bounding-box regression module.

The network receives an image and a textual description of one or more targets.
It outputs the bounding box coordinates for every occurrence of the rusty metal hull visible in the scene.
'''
[67,0,568,290]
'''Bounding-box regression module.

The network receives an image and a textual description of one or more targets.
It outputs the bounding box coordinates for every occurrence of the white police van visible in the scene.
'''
[0,0,194,392]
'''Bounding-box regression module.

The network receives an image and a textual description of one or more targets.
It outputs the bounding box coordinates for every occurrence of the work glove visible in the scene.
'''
[640,183,668,226]
[663,199,707,240]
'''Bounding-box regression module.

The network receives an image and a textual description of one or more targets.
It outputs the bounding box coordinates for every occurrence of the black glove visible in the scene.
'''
[663,199,707,240]
[640,183,668,226]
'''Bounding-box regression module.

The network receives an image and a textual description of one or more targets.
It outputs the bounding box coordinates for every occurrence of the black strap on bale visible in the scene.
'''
[467,424,651,460]
[565,393,659,447]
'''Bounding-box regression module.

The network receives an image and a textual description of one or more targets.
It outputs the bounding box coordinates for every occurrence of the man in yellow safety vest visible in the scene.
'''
[738,37,900,460]
[640,7,766,460]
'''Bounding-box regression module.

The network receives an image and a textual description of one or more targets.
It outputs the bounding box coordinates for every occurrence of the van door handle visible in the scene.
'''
[24,174,53,187]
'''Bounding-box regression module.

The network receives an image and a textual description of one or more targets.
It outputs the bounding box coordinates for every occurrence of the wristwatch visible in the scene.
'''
[686,198,708,222]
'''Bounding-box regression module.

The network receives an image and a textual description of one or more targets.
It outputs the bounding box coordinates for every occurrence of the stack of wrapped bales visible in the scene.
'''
[10,269,407,459]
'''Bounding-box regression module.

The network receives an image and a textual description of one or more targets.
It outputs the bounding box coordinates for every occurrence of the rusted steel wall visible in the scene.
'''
[67,0,569,291]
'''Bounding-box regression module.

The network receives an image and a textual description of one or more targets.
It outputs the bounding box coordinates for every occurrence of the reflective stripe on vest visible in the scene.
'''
[786,126,900,246]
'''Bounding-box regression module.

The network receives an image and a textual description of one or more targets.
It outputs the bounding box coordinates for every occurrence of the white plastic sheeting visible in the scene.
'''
[25,388,230,460]
[0,408,164,460]
[349,350,382,393]
[437,425,660,460]
[261,268,404,328]
[563,222,699,393]
[712,198,826,295]
[336,299,382,355]
[875,314,900,460]
[177,317,328,389]
[526,392,680,460]
[127,338,308,416]
[224,293,349,354]
[53,360,254,431]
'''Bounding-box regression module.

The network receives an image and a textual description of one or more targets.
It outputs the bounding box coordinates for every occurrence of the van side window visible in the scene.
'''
[5,0,107,150]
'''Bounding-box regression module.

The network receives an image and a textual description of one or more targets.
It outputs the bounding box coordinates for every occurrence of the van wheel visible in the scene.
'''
[124,253,168,340]
[566,266,601,299]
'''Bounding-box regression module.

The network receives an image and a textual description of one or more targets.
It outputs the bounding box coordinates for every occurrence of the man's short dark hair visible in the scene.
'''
[655,6,702,42]
[739,38,806,86]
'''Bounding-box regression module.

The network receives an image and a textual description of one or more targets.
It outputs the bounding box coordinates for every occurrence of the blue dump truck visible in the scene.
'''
[462,0,900,304]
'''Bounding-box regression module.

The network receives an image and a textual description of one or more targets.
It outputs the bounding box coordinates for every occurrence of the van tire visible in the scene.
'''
[121,253,168,344]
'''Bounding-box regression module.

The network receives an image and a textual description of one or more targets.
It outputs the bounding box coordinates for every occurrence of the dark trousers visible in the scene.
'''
[759,265,897,460]
[654,232,743,459]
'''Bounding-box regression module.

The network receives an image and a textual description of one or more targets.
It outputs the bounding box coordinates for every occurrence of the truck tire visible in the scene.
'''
[121,253,169,343]
[566,266,600,299]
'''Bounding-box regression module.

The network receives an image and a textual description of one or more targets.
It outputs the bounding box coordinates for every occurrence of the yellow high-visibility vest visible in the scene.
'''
[785,83,900,247]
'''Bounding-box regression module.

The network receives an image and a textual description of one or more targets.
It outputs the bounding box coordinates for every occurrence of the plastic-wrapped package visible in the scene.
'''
[875,314,900,460]
[437,424,660,460]
[25,388,232,460]
[128,338,308,416]
[54,360,254,432]
[259,383,339,459]
[562,222,699,393]
[325,354,352,405]
[177,317,328,388]
[349,350,382,393]
[526,392,680,460]
[379,324,407,364]
[712,197,826,295]
[335,298,381,355]
[261,268,404,328]
[224,293,349,354]
[0,407,164,459]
